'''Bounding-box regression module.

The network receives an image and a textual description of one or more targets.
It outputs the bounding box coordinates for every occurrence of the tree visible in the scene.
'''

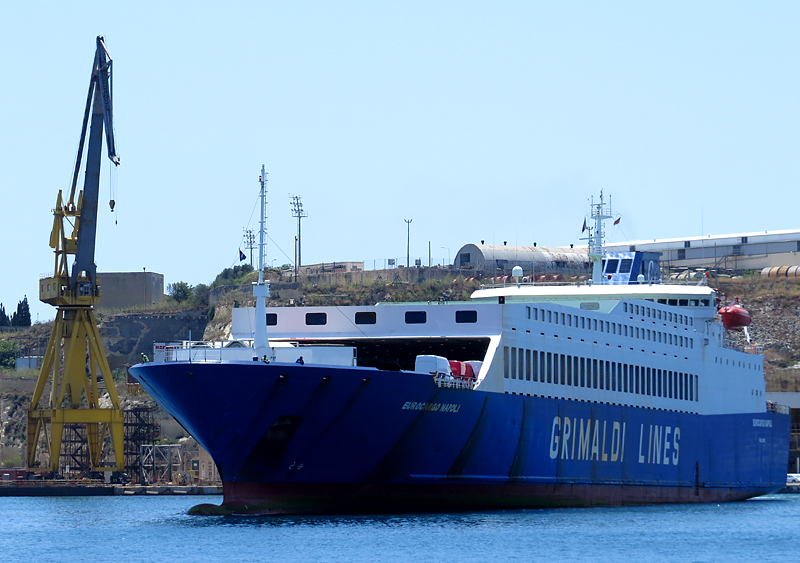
[10,296,31,327]
[0,340,19,369]
[193,284,210,307]
[211,264,254,287]
[167,282,193,303]
[0,304,9,327]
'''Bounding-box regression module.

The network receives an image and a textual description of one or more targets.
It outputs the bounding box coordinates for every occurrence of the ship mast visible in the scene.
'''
[587,191,613,284]
[253,165,270,358]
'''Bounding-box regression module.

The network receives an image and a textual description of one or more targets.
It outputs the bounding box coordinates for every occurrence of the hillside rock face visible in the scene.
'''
[715,281,800,392]
[98,310,209,369]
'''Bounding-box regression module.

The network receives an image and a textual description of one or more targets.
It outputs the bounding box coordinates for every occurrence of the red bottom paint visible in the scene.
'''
[215,481,774,516]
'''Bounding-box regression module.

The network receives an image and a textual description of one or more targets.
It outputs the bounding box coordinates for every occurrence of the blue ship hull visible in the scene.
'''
[130,361,789,515]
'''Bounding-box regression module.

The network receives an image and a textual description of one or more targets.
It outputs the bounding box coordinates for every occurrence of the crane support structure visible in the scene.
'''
[27,36,124,478]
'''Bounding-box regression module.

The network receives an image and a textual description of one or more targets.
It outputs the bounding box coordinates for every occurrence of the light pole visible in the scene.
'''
[441,246,450,267]
[405,219,412,267]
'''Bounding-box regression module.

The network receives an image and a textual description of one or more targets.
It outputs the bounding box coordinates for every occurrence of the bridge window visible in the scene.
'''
[305,312,327,325]
[455,310,478,323]
[355,311,376,324]
[405,311,427,324]
[266,313,277,326]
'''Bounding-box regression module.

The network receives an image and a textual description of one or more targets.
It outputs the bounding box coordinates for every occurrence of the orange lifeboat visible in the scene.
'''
[719,298,751,331]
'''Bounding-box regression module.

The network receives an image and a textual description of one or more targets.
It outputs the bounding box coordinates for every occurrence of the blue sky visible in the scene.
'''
[2,1,799,323]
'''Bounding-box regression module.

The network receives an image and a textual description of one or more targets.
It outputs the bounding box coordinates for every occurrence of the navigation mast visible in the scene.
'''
[585,191,614,285]
[253,165,271,359]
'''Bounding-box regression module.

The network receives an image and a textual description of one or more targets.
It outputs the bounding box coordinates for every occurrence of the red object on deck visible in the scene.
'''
[448,361,475,380]
[719,298,751,331]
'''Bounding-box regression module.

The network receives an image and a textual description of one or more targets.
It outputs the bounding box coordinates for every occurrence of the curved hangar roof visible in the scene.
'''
[455,244,589,271]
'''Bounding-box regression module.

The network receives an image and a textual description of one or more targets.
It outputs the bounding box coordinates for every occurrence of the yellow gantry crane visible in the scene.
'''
[26,36,124,479]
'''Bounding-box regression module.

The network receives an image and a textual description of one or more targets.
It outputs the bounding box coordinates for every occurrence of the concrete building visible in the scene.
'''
[96,271,164,310]
[604,229,800,273]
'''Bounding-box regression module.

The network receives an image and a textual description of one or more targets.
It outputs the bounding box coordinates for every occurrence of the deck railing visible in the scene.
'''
[723,340,763,355]
[433,374,476,390]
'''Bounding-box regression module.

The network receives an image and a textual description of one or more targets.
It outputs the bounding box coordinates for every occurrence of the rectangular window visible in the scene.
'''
[455,310,478,323]
[646,367,651,395]
[305,312,327,325]
[623,364,628,393]
[503,347,509,378]
[566,355,573,385]
[533,351,540,382]
[548,311,552,323]
[580,357,586,387]
[405,311,427,324]
[511,347,517,379]
[599,360,605,390]
[526,349,532,380]
[355,311,376,324]
[635,366,640,394]
[547,353,553,383]
[657,369,662,397]
[266,313,278,326]
[560,354,566,385]
[518,348,525,381]
[553,353,560,384]
[592,359,598,388]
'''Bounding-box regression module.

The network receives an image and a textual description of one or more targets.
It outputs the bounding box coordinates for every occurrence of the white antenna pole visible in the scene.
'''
[254,165,271,358]
[258,165,268,282]
[587,191,613,284]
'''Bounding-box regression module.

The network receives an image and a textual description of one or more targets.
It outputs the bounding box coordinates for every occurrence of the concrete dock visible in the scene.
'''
[0,481,222,497]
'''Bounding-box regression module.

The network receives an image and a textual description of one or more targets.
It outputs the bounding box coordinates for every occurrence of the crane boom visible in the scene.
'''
[69,35,119,293]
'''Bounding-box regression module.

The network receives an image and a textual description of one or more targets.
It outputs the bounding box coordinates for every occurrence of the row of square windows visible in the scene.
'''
[267,310,479,326]
[503,347,698,402]
[525,307,695,349]
[622,301,699,324]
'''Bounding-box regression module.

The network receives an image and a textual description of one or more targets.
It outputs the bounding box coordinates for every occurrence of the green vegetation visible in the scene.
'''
[0,297,31,327]
[165,281,211,308]
[2,456,23,469]
[211,264,257,288]
[111,368,129,383]
[0,341,20,369]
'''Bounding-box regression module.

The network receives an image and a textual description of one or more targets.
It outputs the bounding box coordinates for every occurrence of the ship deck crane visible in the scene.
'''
[27,36,124,479]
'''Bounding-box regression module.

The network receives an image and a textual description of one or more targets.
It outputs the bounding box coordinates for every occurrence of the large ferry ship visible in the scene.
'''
[130,194,789,515]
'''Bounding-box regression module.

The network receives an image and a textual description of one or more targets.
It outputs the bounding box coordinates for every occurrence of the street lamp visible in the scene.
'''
[405,219,412,267]
[441,246,450,267]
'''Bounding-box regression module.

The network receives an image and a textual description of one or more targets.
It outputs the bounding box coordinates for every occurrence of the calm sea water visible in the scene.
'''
[1,494,797,563]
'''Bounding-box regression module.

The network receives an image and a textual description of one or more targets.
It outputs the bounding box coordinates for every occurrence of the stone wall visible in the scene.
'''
[96,271,165,310]
[98,310,209,370]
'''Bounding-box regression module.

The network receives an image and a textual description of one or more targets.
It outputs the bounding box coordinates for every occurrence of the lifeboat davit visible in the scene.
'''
[719,298,751,331]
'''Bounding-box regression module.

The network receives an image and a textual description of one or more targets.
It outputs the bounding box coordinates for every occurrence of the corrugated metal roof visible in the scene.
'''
[468,244,589,263]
